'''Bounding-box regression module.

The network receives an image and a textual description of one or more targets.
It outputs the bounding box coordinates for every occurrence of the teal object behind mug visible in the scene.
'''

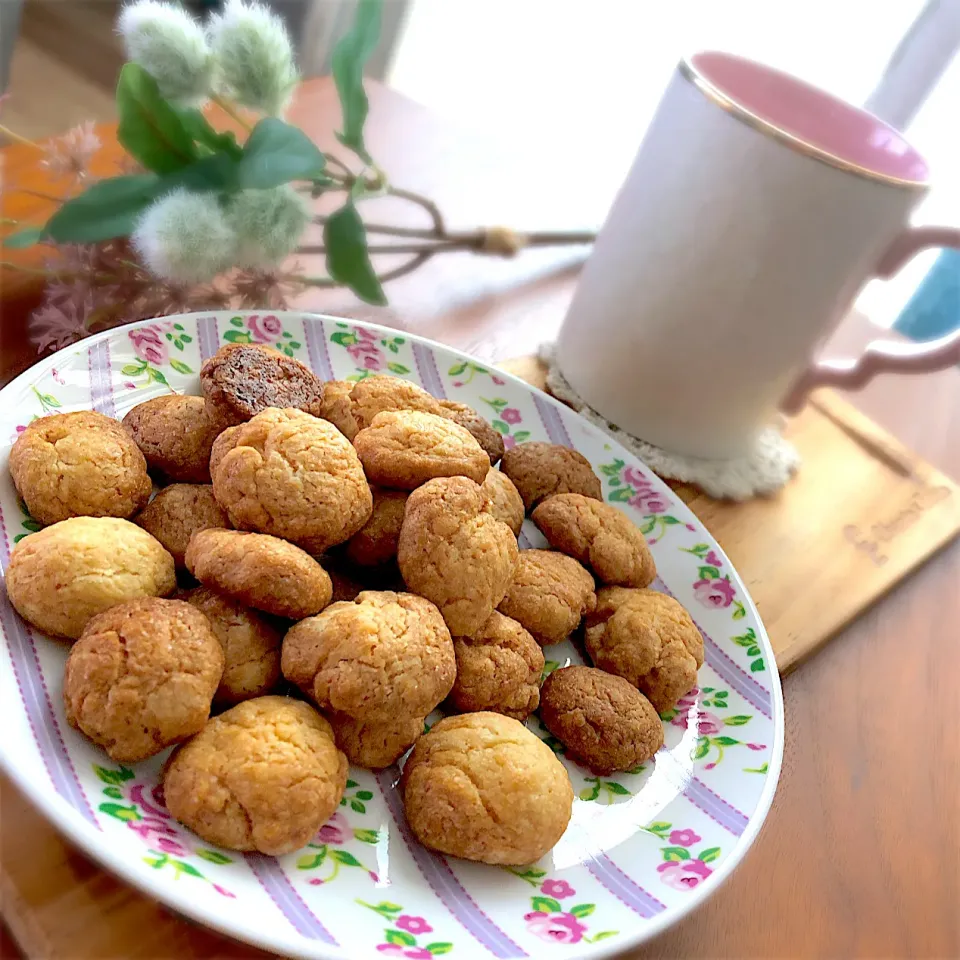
[894,249,960,343]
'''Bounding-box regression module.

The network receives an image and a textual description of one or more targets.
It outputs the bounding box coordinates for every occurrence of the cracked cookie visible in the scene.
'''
[328,712,426,769]
[344,488,408,567]
[448,612,543,721]
[123,395,224,483]
[210,407,372,553]
[539,665,663,775]
[316,379,359,440]
[480,469,524,536]
[500,441,601,510]
[200,343,326,425]
[438,400,505,465]
[185,529,332,619]
[63,598,223,761]
[134,483,230,569]
[398,477,518,636]
[6,517,176,639]
[584,587,703,712]
[350,375,445,430]
[163,696,348,855]
[400,712,573,865]
[354,410,489,490]
[10,411,151,525]
[532,493,656,587]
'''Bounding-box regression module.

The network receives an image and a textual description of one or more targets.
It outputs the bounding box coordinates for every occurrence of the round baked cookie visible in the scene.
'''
[163,696,348,855]
[282,590,455,720]
[329,712,425,769]
[350,375,445,430]
[10,411,151,525]
[6,517,175,639]
[63,598,223,761]
[316,379,359,440]
[448,612,543,720]
[398,477,519,636]
[401,713,573,865]
[438,400,505,466]
[200,343,326,425]
[211,407,372,554]
[181,586,282,705]
[532,493,656,587]
[344,488,408,567]
[134,484,230,568]
[123,395,224,483]
[185,529,332,619]
[208,424,239,479]
[584,587,704,712]
[354,411,489,490]
[540,665,664,775]
[500,441,601,511]
[497,549,596,646]
[480,469,524,536]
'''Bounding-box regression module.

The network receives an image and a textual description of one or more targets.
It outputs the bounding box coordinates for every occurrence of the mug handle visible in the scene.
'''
[781,225,960,414]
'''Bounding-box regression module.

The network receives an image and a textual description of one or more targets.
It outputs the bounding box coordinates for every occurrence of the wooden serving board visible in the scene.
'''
[500,355,960,674]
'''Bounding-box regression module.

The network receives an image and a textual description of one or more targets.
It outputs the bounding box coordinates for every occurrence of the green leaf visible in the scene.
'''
[699,846,721,863]
[693,739,710,760]
[531,896,562,914]
[600,462,622,476]
[102,786,123,799]
[661,846,691,862]
[223,329,253,343]
[163,152,240,192]
[175,107,243,158]
[173,861,203,878]
[116,64,198,174]
[385,930,417,947]
[725,715,751,726]
[713,736,740,746]
[605,781,631,795]
[196,849,232,864]
[386,362,409,375]
[324,200,386,305]
[169,358,193,375]
[98,802,141,822]
[353,828,379,844]
[331,849,361,867]
[697,565,720,579]
[2,227,44,248]
[714,690,729,698]
[350,799,366,813]
[448,361,467,376]
[230,316,244,327]
[624,764,646,776]
[732,604,747,620]
[747,645,761,657]
[491,419,509,435]
[296,852,326,870]
[639,517,657,535]
[512,430,531,442]
[331,0,383,162]
[579,785,600,802]
[43,174,161,243]
[750,658,765,672]
[237,118,326,188]
[732,636,753,648]
[590,931,619,942]
[608,487,633,503]
[180,334,192,343]
[355,790,373,801]
[21,519,43,532]
[425,944,453,955]
[570,903,595,918]
[690,542,710,554]
[647,821,671,834]
[745,762,769,775]
[331,331,358,347]
[662,515,681,524]
[94,765,135,785]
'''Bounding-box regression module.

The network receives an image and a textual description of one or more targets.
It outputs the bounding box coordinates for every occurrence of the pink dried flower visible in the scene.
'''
[232,266,305,309]
[29,296,93,352]
[41,121,101,185]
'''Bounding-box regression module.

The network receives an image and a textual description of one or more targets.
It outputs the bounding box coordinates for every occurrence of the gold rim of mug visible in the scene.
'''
[678,56,929,192]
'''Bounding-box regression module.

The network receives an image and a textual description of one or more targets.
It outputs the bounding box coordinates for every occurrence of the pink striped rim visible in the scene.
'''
[584,853,666,918]
[655,750,750,837]
[532,394,573,448]
[245,855,338,944]
[411,341,447,399]
[196,315,218,363]
[87,340,116,418]
[375,769,528,958]
[302,316,335,380]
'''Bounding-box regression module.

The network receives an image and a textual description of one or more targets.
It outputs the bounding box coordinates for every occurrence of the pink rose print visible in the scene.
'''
[501,407,522,425]
[396,916,432,935]
[129,326,168,366]
[491,375,505,385]
[622,464,670,514]
[524,911,587,944]
[502,435,517,451]
[692,577,736,609]
[657,859,713,891]
[668,829,701,847]
[376,946,405,957]
[316,812,348,845]
[540,878,575,899]
[623,465,648,488]
[704,550,722,566]
[747,742,765,751]
[248,314,283,342]
[696,712,722,737]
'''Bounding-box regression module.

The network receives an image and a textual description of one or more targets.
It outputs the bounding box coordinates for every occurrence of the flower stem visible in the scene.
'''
[210,94,253,133]
[0,261,56,276]
[0,123,42,150]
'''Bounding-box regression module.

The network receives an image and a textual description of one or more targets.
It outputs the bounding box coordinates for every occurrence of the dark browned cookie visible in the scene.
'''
[539,665,663,775]
[134,483,230,569]
[345,488,408,567]
[500,441,602,510]
[200,343,325,425]
[439,401,505,465]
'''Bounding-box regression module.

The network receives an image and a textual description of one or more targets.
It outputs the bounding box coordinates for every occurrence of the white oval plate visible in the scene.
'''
[0,312,782,960]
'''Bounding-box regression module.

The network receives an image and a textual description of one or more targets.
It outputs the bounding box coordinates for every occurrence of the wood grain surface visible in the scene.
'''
[2,79,958,959]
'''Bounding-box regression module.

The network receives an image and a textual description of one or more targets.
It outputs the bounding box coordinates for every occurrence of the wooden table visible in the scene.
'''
[2,79,958,959]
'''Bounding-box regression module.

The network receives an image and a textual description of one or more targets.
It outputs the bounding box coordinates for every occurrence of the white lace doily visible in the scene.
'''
[539,345,800,501]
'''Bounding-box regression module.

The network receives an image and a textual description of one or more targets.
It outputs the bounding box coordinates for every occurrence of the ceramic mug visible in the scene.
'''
[556,50,960,460]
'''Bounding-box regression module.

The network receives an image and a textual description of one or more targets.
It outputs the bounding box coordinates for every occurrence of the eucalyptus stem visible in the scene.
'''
[210,93,253,133]
[0,124,42,151]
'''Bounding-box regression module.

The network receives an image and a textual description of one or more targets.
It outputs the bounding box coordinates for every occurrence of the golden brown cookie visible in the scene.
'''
[316,379,359,440]
[584,587,704,712]
[185,529,332,619]
[539,665,664,775]
[438,400,505,465]
[281,590,455,720]
[133,484,231,569]
[329,712,425,769]
[533,494,656,587]
[400,713,573,865]
[208,424,239,479]
[211,407,372,553]
[5,517,175,639]
[10,411,151,525]
[181,586,282,705]
[497,549,596,646]
[63,598,223,761]
[500,441,602,510]
[354,411,489,490]
[123,395,224,483]
[200,343,326,426]
[448,612,543,720]
[397,477,519,636]
[344,488,408,567]
[480,469,525,537]
[163,696,347,855]
[350,375,445,430]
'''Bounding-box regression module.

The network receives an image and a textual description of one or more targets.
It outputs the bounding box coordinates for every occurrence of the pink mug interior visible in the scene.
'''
[688,51,930,185]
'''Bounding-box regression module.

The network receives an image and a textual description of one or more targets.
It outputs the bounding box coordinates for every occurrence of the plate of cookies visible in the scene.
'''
[0,312,783,959]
